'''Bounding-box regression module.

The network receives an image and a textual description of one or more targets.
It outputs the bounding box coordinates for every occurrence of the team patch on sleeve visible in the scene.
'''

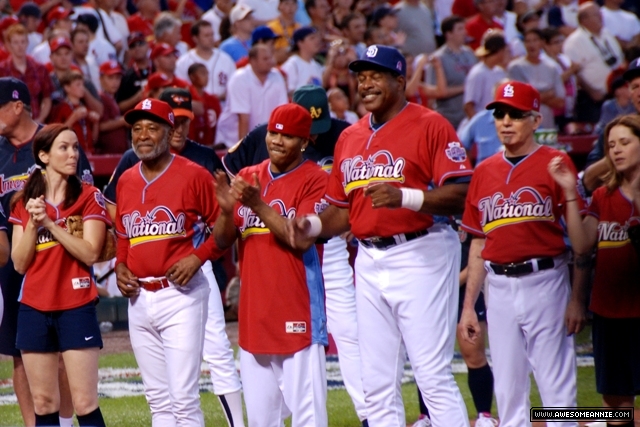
[445,142,468,163]
[94,192,107,209]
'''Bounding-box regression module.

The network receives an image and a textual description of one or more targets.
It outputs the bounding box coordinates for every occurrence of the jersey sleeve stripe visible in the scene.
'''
[221,156,237,178]
[83,215,113,224]
[460,223,485,237]
[325,194,349,207]
[586,211,599,219]
[8,215,22,224]
[103,195,116,205]
[437,170,474,188]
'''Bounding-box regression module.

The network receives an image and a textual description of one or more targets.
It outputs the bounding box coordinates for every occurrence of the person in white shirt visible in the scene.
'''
[202,0,235,45]
[563,1,623,123]
[281,26,324,95]
[225,44,288,141]
[31,8,74,64]
[71,28,102,93]
[237,0,280,24]
[95,0,129,59]
[73,0,124,55]
[75,13,117,66]
[601,0,640,50]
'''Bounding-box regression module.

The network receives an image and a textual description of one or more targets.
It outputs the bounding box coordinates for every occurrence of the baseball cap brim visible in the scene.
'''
[310,116,330,135]
[173,108,195,120]
[348,60,400,76]
[124,110,174,127]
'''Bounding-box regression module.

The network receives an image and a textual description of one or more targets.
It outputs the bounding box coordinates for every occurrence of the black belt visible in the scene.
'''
[489,257,555,277]
[358,229,429,250]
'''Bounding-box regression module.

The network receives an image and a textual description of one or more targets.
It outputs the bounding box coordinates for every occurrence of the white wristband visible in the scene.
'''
[401,188,424,212]
[306,214,322,238]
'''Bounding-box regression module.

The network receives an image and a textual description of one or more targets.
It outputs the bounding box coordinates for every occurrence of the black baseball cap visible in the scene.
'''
[371,6,397,26]
[349,45,406,77]
[623,57,640,82]
[18,2,42,19]
[159,88,195,120]
[0,77,31,106]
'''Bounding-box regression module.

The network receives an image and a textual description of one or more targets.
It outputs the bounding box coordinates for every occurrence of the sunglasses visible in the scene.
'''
[492,109,534,120]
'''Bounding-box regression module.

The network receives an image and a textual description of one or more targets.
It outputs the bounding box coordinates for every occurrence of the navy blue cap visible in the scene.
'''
[292,26,316,47]
[349,45,406,77]
[0,77,31,106]
[18,2,42,18]
[251,25,279,46]
[623,57,640,82]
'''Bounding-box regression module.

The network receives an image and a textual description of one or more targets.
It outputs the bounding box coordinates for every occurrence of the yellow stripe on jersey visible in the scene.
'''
[240,228,271,239]
[129,232,186,246]
[482,216,555,233]
[597,239,630,249]
[344,177,404,194]
[36,241,59,251]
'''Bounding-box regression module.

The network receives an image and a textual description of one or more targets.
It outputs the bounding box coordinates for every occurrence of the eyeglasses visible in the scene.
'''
[492,109,534,120]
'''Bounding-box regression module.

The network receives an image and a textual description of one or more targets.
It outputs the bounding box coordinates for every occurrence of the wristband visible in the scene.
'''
[401,188,424,212]
[306,215,322,238]
[565,198,577,203]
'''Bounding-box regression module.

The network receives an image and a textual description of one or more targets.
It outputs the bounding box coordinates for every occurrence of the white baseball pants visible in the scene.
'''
[128,270,209,427]
[322,236,366,421]
[485,255,577,427]
[355,224,469,427]
[240,344,328,427]
[201,260,242,395]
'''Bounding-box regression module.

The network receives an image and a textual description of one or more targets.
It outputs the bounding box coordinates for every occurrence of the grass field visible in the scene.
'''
[0,327,638,426]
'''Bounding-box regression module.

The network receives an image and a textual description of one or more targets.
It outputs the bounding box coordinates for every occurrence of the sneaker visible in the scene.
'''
[475,414,498,427]
[412,418,432,427]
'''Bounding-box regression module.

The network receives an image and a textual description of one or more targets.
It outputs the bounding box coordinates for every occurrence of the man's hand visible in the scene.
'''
[231,174,262,210]
[214,171,236,214]
[565,297,587,336]
[115,262,140,297]
[363,183,403,209]
[166,254,202,286]
[458,307,481,344]
[286,217,317,250]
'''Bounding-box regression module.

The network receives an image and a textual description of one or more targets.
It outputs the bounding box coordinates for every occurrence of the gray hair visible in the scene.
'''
[154,12,181,40]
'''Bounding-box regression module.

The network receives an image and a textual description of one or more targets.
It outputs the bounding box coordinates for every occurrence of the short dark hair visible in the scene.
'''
[76,13,99,34]
[60,70,84,87]
[190,19,212,38]
[441,15,464,36]
[541,27,560,43]
[523,28,544,40]
[70,27,90,43]
[304,0,316,14]
[340,12,365,31]
[188,62,206,76]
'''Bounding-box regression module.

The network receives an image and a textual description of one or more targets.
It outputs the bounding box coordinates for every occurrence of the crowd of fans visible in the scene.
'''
[0,0,638,157]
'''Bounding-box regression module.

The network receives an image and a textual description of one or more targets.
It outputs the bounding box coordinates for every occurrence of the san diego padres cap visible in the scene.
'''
[159,88,195,120]
[486,81,540,112]
[349,44,406,77]
[292,85,331,135]
[0,77,31,106]
[623,57,640,83]
[268,104,312,140]
[124,98,175,127]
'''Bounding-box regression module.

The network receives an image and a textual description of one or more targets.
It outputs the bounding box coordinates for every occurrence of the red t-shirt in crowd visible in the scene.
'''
[452,0,477,18]
[0,56,53,120]
[97,92,129,154]
[188,85,221,146]
[127,13,157,40]
[9,184,111,311]
[48,100,95,153]
[465,14,503,50]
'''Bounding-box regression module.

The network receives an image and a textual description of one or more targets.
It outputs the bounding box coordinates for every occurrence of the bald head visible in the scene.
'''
[577,2,603,33]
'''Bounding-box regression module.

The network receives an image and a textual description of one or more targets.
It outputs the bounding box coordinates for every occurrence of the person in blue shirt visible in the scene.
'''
[459,109,503,164]
[220,4,256,63]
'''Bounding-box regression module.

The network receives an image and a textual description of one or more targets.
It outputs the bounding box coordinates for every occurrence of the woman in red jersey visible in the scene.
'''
[9,124,110,427]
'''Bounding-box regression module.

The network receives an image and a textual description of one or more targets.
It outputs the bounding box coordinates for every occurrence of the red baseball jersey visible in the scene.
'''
[325,103,473,239]
[115,155,223,278]
[234,159,329,355]
[48,100,94,153]
[188,85,221,146]
[461,146,584,264]
[9,184,111,311]
[587,186,640,318]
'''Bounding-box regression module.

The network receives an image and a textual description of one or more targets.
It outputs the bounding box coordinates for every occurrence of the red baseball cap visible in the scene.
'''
[46,7,72,25]
[486,81,540,112]
[0,16,19,34]
[267,103,312,139]
[145,72,173,92]
[50,36,72,53]
[99,60,123,76]
[124,98,175,127]
[150,43,179,60]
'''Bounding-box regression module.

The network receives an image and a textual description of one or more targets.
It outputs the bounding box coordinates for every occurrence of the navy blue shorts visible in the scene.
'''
[592,314,640,396]
[16,301,103,352]
[458,285,487,323]
[0,264,24,357]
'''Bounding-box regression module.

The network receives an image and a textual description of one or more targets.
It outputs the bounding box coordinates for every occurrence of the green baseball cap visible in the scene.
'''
[292,85,331,135]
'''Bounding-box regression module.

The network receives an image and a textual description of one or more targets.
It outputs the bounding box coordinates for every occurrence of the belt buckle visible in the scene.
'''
[503,263,520,276]
[369,237,382,243]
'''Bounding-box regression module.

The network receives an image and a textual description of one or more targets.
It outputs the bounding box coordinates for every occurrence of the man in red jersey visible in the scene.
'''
[459,81,587,427]
[115,98,222,427]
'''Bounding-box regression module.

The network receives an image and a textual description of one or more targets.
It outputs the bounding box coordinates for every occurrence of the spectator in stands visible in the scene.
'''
[151,42,190,89]
[331,0,352,29]
[0,16,18,61]
[31,7,73,64]
[251,25,280,52]
[404,53,447,110]
[542,27,580,130]
[305,0,340,58]
[601,0,640,51]
[394,0,437,56]
[175,20,236,101]
[202,0,234,46]
[224,44,288,142]
[463,30,508,120]
[465,0,503,51]
[267,0,300,65]
[363,25,392,47]
[563,1,623,123]
[127,0,160,39]
[429,15,478,129]
[322,39,357,108]
[237,0,279,24]
[0,24,53,123]
[594,76,636,135]
[72,0,124,56]
[154,12,189,56]
[187,62,222,146]
[494,0,519,50]
[17,2,41,54]
[548,0,579,37]
[282,26,324,95]
[508,28,565,129]
[327,87,358,124]
[340,12,366,59]
[452,0,478,19]
[370,6,405,49]
[71,28,101,94]
[48,70,101,153]
[220,4,256,63]
[95,0,130,53]
[144,71,176,98]
[97,60,129,154]
[75,13,117,67]
[116,32,151,113]
[509,10,542,59]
